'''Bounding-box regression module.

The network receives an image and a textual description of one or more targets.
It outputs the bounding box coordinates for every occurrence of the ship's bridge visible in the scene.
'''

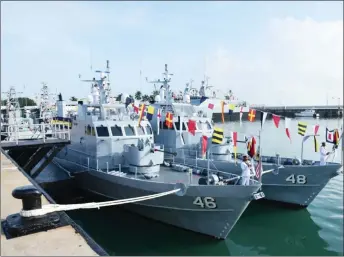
[89,120,153,139]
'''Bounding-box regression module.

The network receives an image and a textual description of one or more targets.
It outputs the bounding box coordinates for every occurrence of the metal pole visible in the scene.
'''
[96,159,99,171]
[106,162,109,173]
[87,157,89,171]
[301,140,304,163]
[207,147,210,185]
[195,149,197,168]
[43,124,45,142]
[189,168,192,185]
[258,129,262,183]
[16,125,18,145]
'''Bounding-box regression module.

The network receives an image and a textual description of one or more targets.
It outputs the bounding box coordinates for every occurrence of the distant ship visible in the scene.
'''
[295,109,319,118]
[175,77,250,122]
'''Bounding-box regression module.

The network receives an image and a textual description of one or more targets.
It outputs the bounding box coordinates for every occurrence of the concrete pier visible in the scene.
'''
[1,151,107,256]
[251,104,343,119]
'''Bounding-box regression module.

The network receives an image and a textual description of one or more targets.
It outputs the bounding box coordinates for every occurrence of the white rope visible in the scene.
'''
[262,167,284,175]
[20,188,181,218]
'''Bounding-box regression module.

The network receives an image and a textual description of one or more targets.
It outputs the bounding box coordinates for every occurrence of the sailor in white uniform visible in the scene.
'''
[240,155,251,186]
[320,142,330,166]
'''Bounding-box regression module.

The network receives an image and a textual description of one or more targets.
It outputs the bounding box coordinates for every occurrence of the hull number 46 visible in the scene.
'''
[286,174,307,184]
[193,197,217,209]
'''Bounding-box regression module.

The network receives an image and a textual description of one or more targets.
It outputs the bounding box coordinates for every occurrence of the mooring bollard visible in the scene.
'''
[2,185,66,239]
[12,185,43,211]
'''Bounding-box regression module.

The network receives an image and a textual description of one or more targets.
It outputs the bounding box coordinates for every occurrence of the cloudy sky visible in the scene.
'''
[1,1,343,105]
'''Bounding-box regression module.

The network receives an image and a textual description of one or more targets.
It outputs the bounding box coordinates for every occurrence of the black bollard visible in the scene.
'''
[12,185,42,211]
[2,185,66,239]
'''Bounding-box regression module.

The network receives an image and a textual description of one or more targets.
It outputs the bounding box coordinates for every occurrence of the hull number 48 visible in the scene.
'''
[286,174,307,184]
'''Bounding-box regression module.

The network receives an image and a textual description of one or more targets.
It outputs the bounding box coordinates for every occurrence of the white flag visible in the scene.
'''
[157,109,161,135]
[180,116,184,145]
[261,112,268,128]
[239,107,243,127]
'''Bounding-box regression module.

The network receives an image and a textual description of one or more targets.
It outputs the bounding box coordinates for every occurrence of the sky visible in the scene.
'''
[1,1,343,106]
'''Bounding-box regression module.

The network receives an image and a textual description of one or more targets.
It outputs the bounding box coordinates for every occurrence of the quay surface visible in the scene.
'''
[1,150,107,256]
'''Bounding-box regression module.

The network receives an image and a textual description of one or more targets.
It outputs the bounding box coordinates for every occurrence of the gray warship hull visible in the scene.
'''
[172,156,341,207]
[54,157,261,239]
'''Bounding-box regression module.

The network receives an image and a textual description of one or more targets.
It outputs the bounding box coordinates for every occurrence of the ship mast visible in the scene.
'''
[80,60,112,120]
[146,64,174,104]
[2,86,22,124]
[39,82,54,120]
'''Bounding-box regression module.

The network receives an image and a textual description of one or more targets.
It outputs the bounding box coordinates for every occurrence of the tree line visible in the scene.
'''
[1,97,37,107]
[1,90,160,108]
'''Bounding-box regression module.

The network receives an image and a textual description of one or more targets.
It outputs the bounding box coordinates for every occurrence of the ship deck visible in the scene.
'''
[120,164,257,186]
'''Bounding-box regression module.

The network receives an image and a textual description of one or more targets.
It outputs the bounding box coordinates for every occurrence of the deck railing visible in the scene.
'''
[1,122,71,145]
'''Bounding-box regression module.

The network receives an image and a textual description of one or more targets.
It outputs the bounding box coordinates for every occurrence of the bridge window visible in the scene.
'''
[96,126,109,137]
[146,125,152,135]
[197,121,202,130]
[124,125,136,136]
[111,125,123,136]
[137,125,146,136]
[174,121,187,131]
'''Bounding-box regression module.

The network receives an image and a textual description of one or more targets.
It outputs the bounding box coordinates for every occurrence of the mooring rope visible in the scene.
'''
[20,188,181,218]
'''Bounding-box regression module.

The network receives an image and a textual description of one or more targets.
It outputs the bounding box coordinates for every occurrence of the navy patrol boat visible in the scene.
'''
[173,129,342,207]
[145,65,342,208]
[52,62,263,239]
[146,64,231,158]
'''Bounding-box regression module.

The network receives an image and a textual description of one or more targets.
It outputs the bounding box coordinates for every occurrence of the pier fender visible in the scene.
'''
[174,183,188,196]
[1,185,67,239]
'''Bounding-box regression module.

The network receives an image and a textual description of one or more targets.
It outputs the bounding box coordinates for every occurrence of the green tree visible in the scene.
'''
[151,90,159,97]
[142,94,150,102]
[135,91,142,100]
[115,94,122,101]
[1,97,37,108]
[149,90,159,102]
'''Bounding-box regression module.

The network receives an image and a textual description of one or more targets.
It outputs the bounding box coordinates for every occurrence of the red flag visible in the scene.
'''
[272,114,280,128]
[201,135,208,159]
[314,124,319,135]
[248,109,256,122]
[285,118,291,142]
[334,129,340,145]
[165,112,173,128]
[188,119,196,136]
[247,137,256,158]
[132,104,139,114]
[232,131,238,160]
[208,103,214,110]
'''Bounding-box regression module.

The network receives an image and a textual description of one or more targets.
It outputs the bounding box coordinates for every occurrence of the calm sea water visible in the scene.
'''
[49,118,344,256]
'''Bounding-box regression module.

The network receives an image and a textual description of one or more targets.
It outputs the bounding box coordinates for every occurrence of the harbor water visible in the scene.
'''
[45,118,343,256]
